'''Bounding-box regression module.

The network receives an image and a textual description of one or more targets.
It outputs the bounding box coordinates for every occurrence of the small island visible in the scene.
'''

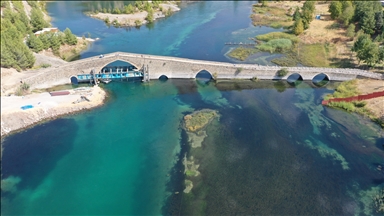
[88,1,180,27]
[182,109,219,193]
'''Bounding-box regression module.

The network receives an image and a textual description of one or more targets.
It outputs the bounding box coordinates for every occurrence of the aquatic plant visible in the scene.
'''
[184,109,219,132]
[301,139,350,170]
[258,38,293,53]
[227,47,258,61]
[294,83,332,134]
[374,188,384,213]
[1,176,21,193]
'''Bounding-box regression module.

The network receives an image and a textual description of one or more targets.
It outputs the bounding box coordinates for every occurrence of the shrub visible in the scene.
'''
[15,82,30,96]
[276,68,289,77]
[235,67,243,74]
[135,19,142,26]
[353,101,367,108]
[329,101,355,112]
[40,63,51,68]
[251,76,259,81]
[227,47,258,61]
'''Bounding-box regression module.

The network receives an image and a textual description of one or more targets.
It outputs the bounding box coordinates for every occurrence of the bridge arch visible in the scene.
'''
[96,60,140,74]
[311,73,330,87]
[70,76,78,85]
[195,70,213,80]
[286,73,303,85]
[159,75,169,80]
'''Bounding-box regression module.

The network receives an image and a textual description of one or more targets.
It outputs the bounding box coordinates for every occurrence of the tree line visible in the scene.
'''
[328,1,383,67]
[1,1,78,71]
[289,1,383,68]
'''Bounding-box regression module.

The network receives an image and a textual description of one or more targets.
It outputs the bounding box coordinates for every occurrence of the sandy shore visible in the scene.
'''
[89,3,180,26]
[1,86,106,137]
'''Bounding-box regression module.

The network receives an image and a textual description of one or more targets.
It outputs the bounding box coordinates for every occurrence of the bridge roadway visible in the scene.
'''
[23,52,384,89]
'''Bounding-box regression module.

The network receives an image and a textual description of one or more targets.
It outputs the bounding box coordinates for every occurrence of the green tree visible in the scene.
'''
[14,20,27,36]
[378,47,384,64]
[352,34,378,66]
[64,28,77,45]
[329,1,342,20]
[354,1,380,35]
[293,18,304,35]
[38,33,51,50]
[301,1,315,30]
[346,23,355,38]
[364,42,379,67]
[124,4,135,14]
[57,33,65,45]
[339,5,354,26]
[375,11,383,33]
[30,7,49,32]
[1,32,35,70]
[293,7,301,21]
[146,9,154,23]
[361,9,375,35]
[49,34,61,52]
[27,34,44,52]
[341,1,352,11]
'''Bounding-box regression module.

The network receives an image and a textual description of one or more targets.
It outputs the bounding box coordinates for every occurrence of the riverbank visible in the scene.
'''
[89,3,180,27]
[1,86,106,138]
[324,79,384,128]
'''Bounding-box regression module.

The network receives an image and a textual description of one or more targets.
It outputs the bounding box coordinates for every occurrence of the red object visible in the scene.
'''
[322,91,384,105]
[49,91,70,96]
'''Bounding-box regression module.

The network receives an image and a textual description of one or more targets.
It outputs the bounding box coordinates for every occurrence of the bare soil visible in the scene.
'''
[356,79,384,122]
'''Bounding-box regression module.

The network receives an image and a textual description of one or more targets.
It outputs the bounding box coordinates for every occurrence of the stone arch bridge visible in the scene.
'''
[23,52,383,89]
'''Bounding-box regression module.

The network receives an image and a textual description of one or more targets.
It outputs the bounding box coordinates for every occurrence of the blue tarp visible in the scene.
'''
[21,105,34,110]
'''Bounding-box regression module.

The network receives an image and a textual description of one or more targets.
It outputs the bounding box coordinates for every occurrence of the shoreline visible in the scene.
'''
[1,86,106,138]
[88,3,180,27]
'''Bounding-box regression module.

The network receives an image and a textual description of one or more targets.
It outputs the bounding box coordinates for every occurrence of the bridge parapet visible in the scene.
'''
[19,52,383,91]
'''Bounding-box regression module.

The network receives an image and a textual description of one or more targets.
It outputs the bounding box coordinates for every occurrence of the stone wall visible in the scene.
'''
[21,52,384,90]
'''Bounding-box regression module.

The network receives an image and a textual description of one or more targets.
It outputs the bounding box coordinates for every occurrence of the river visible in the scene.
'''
[1,1,383,215]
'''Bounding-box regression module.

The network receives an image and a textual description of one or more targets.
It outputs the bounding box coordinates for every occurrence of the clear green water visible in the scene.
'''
[1,1,384,215]
[2,80,383,215]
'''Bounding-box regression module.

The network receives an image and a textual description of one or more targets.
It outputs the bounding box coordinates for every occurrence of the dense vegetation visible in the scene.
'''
[1,1,79,71]
[243,1,384,69]
[91,1,175,25]
[327,1,383,67]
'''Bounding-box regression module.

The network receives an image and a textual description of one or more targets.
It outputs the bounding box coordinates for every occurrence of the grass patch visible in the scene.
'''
[324,80,383,128]
[324,80,359,100]
[251,4,293,28]
[185,170,197,177]
[256,32,299,43]
[271,56,298,66]
[298,43,329,67]
[227,47,259,61]
[258,38,293,53]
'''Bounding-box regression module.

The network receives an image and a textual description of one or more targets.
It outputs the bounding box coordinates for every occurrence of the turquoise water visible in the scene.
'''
[2,80,383,215]
[1,1,384,215]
